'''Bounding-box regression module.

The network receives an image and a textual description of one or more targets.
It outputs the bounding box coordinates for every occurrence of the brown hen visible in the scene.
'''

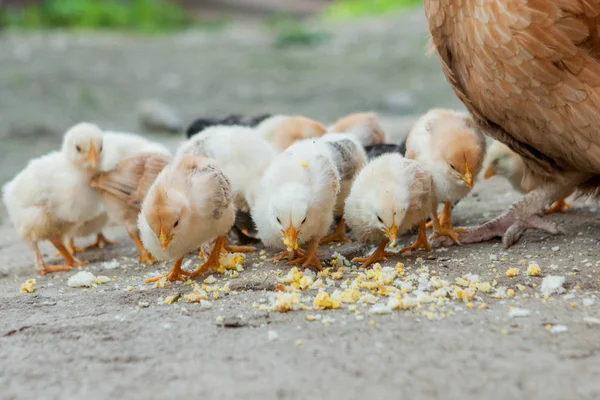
[425,0,600,247]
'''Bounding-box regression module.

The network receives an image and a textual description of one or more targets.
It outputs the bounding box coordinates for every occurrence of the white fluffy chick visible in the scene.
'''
[255,115,327,152]
[405,108,486,244]
[318,133,368,244]
[68,130,172,252]
[328,112,387,147]
[483,140,573,214]
[252,139,341,270]
[176,125,278,252]
[139,156,235,282]
[90,152,171,265]
[345,153,434,268]
[2,123,104,274]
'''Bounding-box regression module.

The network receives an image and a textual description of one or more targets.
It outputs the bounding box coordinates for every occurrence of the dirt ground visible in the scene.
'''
[1,9,600,400]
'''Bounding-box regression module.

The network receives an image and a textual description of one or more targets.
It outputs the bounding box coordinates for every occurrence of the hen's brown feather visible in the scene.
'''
[91,153,170,208]
[425,0,600,190]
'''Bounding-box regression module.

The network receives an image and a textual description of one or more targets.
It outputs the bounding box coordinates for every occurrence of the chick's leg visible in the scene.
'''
[29,241,72,275]
[430,202,465,245]
[289,239,322,271]
[431,179,576,249]
[53,237,84,257]
[145,257,190,283]
[319,219,352,244]
[544,197,573,215]
[401,221,431,254]
[84,232,119,251]
[128,231,156,265]
[352,239,395,269]
[223,238,256,253]
[50,239,88,270]
[271,248,305,263]
[190,236,226,277]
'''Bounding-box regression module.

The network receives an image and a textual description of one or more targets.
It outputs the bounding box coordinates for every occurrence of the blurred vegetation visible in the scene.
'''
[0,0,192,32]
[325,0,421,19]
[267,15,330,48]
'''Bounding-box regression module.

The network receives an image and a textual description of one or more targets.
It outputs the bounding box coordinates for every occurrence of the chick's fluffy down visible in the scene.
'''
[345,153,433,244]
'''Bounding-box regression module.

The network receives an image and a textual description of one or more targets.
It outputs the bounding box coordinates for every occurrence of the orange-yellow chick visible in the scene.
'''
[328,112,387,146]
[255,115,327,151]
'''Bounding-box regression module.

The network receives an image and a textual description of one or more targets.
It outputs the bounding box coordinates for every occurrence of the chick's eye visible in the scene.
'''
[76,145,81,152]
[276,217,281,224]
[449,164,456,171]
[301,217,307,225]
[173,220,179,228]
[377,215,383,223]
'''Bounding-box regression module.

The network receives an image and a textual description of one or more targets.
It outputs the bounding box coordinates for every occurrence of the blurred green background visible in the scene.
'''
[1,0,422,32]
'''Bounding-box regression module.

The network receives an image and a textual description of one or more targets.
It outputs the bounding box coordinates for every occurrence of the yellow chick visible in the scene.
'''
[405,109,486,244]
[90,152,171,265]
[328,112,387,146]
[483,140,572,215]
[139,156,235,282]
[2,123,104,274]
[255,115,327,152]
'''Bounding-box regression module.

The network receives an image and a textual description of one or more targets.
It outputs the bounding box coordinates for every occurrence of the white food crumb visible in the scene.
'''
[369,303,392,315]
[268,330,279,341]
[199,300,213,310]
[99,260,120,270]
[540,276,566,297]
[204,275,217,284]
[583,317,600,325]
[583,298,596,307]
[551,246,560,252]
[67,271,98,288]
[550,325,568,334]
[508,308,531,318]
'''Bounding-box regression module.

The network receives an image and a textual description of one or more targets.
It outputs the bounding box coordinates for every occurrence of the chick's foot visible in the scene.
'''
[223,238,256,253]
[319,219,352,244]
[289,239,322,271]
[271,249,305,263]
[145,257,190,283]
[353,239,395,269]
[544,198,573,215]
[401,221,431,254]
[190,236,226,277]
[84,233,119,250]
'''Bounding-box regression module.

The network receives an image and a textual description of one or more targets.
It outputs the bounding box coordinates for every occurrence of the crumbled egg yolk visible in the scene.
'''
[283,237,299,251]
[313,292,342,310]
[19,279,36,294]
[163,295,177,305]
[506,268,519,277]
[527,263,542,277]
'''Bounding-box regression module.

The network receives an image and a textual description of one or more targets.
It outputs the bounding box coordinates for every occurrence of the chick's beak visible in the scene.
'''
[484,167,497,180]
[383,224,399,246]
[159,226,173,250]
[86,142,98,169]
[281,224,299,252]
[462,162,473,188]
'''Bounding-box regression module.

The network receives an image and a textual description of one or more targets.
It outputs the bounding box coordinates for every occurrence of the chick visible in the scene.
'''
[186,113,271,138]
[139,156,235,282]
[2,123,104,274]
[255,115,327,152]
[90,152,171,265]
[483,140,572,214]
[252,139,341,270]
[405,109,486,244]
[177,125,278,252]
[67,131,172,252]
[318,133,368,244]
[345,154,434,268]
[328,112,387,147]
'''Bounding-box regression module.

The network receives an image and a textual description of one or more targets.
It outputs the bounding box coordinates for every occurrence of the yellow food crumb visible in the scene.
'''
[306,314,317,321]
[478,282,492,293]
[369,320,376,327]
[478,304,488,310]
[507,289,515,298]
[313,292,342,310]
[216,316,224,323]
[506,268,519,277]
[295,339,304,346]
[127,286,133,291]
[164,295,177,305]
[527,264,542,277]
[570,303,576,308]
[154,276,168,289]
[517,284,527,291]
[300,160,309,168]
[466,302,474,309]
[19,279,36,294]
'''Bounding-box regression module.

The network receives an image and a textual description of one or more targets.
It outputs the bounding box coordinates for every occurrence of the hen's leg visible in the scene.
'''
[432,180,574,249]
[319,219,352,244]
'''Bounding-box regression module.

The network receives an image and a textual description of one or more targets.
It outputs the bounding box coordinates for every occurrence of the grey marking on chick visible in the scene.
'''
[326,139,359,180]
